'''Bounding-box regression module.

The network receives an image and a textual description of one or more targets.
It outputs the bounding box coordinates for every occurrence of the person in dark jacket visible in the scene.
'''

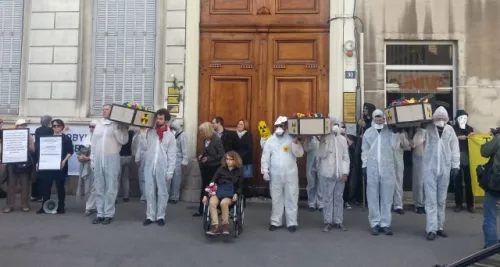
[193,122,225,217]
[353,103,376,205]
[235,119,253,204]
[480,128,500,248]
[212,116,238,152]
[202,151,244,235]
[31,115,54,202]
[117,130,135,203]
[452,109,475,213]
[36,119,74,214]
[340,122,357,210]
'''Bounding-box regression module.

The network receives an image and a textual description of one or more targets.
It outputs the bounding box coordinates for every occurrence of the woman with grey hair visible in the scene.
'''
[31,115,54,202]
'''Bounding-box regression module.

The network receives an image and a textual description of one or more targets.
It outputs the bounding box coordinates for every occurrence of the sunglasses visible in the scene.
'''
[52,125,63,128]
[89,125,95,129]
[275,125,283,128]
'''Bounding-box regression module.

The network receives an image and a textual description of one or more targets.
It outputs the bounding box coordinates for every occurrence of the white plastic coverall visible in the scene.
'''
[169,119,188,201]
[412,128,426,208]
[304,136,322,209]
[393,132,411,210]
[261,132,304,227]
[90,119,129,218]
[361,110,399,228]
[423,107,460,233]
[134,128,148,201]
[317,118,350,225]
[138,128,177,221]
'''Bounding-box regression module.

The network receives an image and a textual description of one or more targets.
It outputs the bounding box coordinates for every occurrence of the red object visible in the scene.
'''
[155,125,169,142]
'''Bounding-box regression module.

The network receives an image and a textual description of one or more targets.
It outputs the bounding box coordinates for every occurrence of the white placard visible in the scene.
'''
[39,136,63,170]
[1,129,29,164]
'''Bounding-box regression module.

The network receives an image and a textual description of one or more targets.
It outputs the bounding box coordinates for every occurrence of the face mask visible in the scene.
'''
[374,124,384,130]
[434,121,446,128]
[457,115,467,129]
[275,127,284,135]
[332,125,339,133]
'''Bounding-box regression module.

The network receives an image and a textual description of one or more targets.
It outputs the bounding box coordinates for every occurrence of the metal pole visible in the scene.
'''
[360,32,365,109]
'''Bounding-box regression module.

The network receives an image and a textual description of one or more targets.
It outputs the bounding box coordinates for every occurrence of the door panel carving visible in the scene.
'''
[210,0,252,14]
[275,0,320,14]
[210,76,252,127]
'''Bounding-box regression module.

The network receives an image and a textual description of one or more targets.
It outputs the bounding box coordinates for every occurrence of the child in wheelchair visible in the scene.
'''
[202,151,244,236]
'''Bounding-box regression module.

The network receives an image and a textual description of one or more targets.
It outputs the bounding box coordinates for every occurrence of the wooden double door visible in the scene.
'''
[198,0,330,193]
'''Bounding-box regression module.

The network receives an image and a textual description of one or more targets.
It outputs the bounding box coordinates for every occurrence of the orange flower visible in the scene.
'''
[283,145,290,152]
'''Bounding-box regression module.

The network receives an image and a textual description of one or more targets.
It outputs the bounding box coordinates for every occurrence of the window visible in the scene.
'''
[385,42,455,117]
[0,0,24,115]
[92,0,157,115]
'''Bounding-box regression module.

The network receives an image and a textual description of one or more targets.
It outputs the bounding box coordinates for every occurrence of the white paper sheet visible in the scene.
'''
[1,129,29,164]
[39,136,62,170]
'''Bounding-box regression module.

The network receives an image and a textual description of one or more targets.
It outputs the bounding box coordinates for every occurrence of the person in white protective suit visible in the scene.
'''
[423,106,460,241]
[90,104,129,225]
[361,109,399,236]
[137,108,177,226]
[412,126,427,214]
[134,127,149,203]
[168,119,188,204]
[317,117,350,232]
[304,136,322,211]
[393,129,411,214]
[261,116,304,232]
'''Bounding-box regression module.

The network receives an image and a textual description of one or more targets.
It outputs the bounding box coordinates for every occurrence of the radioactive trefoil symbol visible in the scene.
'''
[141,114,149,125]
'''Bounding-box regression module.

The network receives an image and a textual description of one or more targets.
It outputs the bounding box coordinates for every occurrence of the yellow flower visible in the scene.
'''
[283,145,290,152]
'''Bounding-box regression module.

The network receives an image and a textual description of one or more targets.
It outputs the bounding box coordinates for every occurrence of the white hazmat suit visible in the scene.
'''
[169,119,188,202]
[393,131,411,211]
[134,128,148,202]
[261,118,304,228]
[317,118,350,227]
[304,136,322,209]
[361,110,399,231]
[90,119,129,219]
[423,107,460,235]
[138,128,177,221]
[412,127,426,210]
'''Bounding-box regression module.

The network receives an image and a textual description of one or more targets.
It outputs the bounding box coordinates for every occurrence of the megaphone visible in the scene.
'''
[42,199,58,214]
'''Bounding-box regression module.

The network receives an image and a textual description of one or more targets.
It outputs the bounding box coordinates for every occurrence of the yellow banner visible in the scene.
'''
[468,134,494,196]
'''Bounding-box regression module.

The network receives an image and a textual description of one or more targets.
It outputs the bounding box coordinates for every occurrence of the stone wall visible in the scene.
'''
[27,0,80,117]
[356,0,500,132]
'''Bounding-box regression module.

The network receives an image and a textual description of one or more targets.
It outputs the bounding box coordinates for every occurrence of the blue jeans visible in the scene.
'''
[483,192,500,248]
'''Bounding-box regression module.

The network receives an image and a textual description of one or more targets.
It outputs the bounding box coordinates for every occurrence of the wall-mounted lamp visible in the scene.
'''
[344,40,356,57]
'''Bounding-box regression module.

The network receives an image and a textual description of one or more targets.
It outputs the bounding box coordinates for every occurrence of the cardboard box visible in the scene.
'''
[384,102,433,126]
[109,104,156,128]
[287,117,331,136]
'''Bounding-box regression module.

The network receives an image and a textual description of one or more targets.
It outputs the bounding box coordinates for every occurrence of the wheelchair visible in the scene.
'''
[203,194,245,238]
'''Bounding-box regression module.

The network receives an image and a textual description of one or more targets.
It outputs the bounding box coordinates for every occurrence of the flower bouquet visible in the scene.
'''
[205,183,218,197]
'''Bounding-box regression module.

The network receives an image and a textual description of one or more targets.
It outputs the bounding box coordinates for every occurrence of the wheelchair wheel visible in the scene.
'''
[203,204,211,233]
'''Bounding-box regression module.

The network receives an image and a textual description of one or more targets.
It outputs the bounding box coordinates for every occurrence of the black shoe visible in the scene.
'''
[192,212,202,217]
[102,217,113,225]
[92,217,104,224]
[308,207,316,212]
[454,206,462,212]
[436,230,448,238]
[427,232,436,241]
[115,200,118,204]
[156,219,165,226]
[333,223,348,231]
[415,207,425,214]
[468,207,475,213]
[170,200,178,204]
[36,208,44,214]
[143,219,153,226]
[381,227,393,235]
[269,225,279,231]
[394,209,405,215]
[371,226,380,236]
[318,208,323,212]
[57,208,65,214]
[288,226,297,233]
[123,198,129,203]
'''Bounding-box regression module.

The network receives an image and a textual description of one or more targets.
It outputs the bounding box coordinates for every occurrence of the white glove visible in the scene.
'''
[263,173,270,181]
